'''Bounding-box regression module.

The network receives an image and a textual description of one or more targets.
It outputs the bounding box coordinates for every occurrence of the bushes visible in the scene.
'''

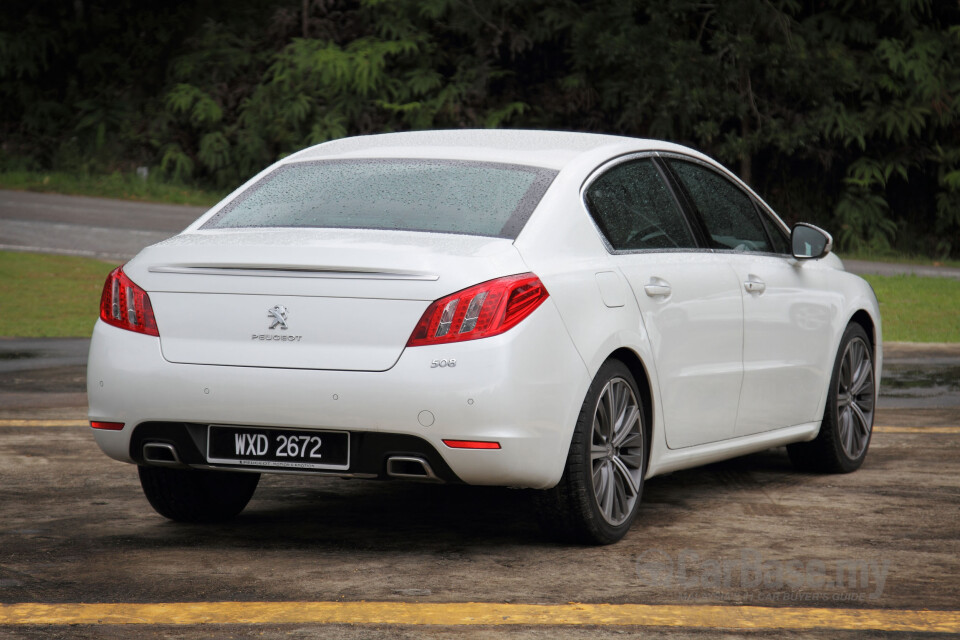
[1,0,958,256]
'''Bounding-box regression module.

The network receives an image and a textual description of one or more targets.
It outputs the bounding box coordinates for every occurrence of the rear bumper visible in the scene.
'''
[87,301,590,489]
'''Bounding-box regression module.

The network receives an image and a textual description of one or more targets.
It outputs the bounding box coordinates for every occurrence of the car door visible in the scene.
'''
[583,156,744,449]
[664,157,835,435]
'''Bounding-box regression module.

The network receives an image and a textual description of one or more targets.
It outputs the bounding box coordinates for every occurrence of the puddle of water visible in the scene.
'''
[882,365,960,392]
[0,351,37,361]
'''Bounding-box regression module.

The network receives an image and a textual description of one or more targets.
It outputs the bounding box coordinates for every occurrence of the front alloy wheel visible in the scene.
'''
[788,322,875,473]
[835,334,875,461]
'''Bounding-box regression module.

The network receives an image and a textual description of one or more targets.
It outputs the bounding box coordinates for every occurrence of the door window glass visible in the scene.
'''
[758,208,791,254]
[668,160,771,252]
[585,159,695,251]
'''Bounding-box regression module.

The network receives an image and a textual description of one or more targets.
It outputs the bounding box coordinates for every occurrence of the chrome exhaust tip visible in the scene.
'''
[386,456,439,481]
[142,442,185,468]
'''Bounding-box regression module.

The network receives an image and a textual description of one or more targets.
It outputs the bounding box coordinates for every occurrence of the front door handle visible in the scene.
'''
[644,278,672,298]
[744,276,766,294]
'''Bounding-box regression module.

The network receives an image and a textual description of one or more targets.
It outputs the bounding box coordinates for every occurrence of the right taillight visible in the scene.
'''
[406,273,549,347]
[99,266,159,337]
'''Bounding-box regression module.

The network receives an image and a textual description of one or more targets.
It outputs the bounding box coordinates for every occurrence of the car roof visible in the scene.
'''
[286,129,704,171]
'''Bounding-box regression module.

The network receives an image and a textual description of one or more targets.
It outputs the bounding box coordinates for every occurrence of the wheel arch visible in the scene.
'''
[849,308,876,353]
[607,347,654,463]
[845,306,882,392]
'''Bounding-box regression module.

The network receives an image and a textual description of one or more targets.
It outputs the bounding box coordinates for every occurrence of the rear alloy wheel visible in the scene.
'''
[788,323,875,473]
[138,466,260,523]
[534,359,646,544]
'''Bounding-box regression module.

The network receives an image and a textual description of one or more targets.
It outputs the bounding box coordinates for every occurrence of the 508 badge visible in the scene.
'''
[430,359,457,368]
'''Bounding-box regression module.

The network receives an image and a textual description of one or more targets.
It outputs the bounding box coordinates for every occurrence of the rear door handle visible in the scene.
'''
[744,276,766,294]
[644,278,672,298]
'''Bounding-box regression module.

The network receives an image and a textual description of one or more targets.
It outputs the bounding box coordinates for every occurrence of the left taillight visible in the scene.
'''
[99,266,159,337]
[406,273,549,347]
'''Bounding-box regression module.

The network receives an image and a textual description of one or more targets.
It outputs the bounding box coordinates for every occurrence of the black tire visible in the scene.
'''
[534,359,647,545]
[138,466,260,523]
[788,323,876,473]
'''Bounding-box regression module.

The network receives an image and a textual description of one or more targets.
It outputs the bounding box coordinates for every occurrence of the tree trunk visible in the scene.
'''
[302,0,309,38]
[740,116,752,184]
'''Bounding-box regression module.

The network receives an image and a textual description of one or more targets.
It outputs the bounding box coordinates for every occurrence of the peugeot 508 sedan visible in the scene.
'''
[88,130,881,544]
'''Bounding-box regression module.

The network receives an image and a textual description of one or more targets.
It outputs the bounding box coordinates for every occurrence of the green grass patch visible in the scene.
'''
[0,170,226,207]
[0,251,118,337]
[1,251,956,342]
[862,274,960,343]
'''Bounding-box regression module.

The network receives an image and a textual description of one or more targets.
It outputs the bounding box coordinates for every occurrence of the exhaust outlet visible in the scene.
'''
[386,456,439,481]
[142,442,185,467]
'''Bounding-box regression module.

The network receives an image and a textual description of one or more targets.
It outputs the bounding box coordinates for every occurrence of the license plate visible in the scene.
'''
[206,425,350,471]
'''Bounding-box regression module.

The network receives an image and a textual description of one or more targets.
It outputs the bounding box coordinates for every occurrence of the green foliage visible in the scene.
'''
[1,0,958,257]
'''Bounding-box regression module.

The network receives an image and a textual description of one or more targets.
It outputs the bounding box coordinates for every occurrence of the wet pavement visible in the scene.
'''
[3,338,957,418]
[0,190,205,261]
[842,258,960,280]
[0,338,88,419]
[0,339,958,638]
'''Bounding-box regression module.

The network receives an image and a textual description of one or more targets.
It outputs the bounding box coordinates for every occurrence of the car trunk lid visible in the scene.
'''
[123,229,528,371]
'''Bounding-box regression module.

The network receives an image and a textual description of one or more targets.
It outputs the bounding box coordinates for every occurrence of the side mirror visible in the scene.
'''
[791,223,833,260]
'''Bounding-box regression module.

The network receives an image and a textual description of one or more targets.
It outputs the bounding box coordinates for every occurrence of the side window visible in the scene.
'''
[757,207,791,254]
[585,159,696,251]
[668,160,771,252]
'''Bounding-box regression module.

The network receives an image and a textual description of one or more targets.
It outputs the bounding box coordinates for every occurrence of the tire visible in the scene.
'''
[534,359,647,545]
[788,323,876,473]
[138,466,260,523]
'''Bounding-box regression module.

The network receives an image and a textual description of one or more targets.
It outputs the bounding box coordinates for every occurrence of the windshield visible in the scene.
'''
[202,159,557,239]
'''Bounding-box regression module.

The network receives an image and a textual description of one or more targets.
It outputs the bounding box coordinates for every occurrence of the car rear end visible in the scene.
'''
[87,154,591,489]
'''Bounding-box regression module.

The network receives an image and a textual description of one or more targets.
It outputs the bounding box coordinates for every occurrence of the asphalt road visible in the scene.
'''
[0,190,205,261]
[2,189,960,281]
[0,341,958,637]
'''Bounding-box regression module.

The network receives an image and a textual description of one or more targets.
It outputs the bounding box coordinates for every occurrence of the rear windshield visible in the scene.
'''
[202,159,557,239]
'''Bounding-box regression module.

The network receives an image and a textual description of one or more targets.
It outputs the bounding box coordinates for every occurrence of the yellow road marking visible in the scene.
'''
[874,425,960,433]
[0,419,88,427]
[0,602,958,631]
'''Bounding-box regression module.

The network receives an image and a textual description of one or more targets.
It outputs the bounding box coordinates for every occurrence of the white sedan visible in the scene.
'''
[88,130,881,544]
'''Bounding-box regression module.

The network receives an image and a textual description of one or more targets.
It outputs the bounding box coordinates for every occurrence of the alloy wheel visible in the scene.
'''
[590,377,645,526]
[836,336,875,460]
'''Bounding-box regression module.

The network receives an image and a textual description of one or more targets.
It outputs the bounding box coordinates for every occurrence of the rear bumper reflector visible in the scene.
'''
[91,421,125,431]
[442,439,501,450]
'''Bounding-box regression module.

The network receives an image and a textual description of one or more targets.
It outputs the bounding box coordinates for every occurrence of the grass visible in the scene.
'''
[0,170,226,207]
[1,251,956,342]
[862,274,960,343]
[0,251,118,337]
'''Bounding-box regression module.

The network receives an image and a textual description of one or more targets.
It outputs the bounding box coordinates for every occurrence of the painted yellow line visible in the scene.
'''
[0,602,958,631]
[874,425,960,434]
[0,419,88,428]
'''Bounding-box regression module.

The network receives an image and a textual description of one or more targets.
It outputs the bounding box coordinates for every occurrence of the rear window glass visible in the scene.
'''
[202,159,557,239]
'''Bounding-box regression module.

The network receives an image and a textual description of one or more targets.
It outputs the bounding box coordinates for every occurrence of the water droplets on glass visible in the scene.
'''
[203,159,556,239]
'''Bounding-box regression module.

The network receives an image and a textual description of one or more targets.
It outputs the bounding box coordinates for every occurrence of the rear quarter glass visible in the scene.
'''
[202,159,557,240]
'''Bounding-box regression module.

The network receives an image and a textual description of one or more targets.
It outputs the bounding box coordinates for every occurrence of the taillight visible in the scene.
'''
[99,267,159,337]
[406,273,549,347]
